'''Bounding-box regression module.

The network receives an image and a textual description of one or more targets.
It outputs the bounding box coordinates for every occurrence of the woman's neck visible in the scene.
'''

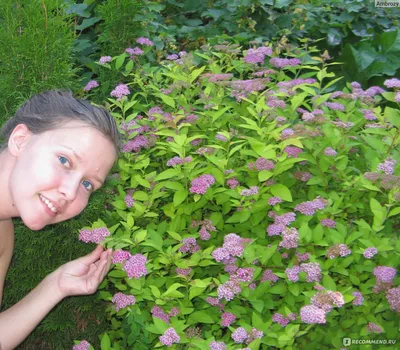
[0,149,19,220]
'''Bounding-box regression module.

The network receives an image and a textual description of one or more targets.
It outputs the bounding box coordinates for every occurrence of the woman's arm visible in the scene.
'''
[0,245,112,350]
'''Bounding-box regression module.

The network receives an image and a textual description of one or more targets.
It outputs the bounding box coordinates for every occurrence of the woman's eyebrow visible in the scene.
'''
[60,145,104,186]
[61,145,83,161]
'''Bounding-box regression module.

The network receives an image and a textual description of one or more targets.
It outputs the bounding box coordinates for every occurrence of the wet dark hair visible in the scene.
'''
[0,90,122,154]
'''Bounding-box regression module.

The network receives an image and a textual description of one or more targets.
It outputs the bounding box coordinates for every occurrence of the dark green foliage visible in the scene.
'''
[2,188,114,349]
[96,0,145,56]
[340,30,400,87]
[0,0,78,120]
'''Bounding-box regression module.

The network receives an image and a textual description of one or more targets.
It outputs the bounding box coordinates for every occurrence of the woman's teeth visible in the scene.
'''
[39,194,58,213]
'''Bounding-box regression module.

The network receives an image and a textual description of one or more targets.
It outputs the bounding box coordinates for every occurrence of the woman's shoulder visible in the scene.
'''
[0,219,14,254]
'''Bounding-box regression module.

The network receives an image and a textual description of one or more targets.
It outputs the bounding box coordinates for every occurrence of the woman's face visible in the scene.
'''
[8,121,117,230]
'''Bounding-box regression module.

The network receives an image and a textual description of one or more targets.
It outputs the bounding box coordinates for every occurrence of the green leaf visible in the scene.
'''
[108,270,126,278]
[388,207,400,218]
[322,275,336,290]
[150,285,161,298]
[125,59,134,74]
[158,93,175,108]
[162,283,185,297]
[155,169,181,181]
[259,170,273,182]
[174,189,188,206]
[288,283,300,296]
[226,210,251,223]
[268,284,287,294]
[188,311,215,324]
[270,184,292,202]
[100,333,111,350]
[190,66,206,83]
[115,53,126,70]
[133,191,149,201]
[370,197,386,231]
[167,231,182,240]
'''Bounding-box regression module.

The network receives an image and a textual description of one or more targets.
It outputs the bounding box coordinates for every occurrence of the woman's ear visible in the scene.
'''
[8,124,32,156]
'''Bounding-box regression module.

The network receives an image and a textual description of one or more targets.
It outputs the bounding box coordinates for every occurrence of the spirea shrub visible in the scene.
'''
[77,38,399,349]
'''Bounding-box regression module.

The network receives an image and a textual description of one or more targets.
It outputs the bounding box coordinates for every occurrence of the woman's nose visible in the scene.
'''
[59,176,80,201]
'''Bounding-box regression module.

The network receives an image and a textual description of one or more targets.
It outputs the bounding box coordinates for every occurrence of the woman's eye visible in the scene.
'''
[59,156,70,167]
[82,180,94,191]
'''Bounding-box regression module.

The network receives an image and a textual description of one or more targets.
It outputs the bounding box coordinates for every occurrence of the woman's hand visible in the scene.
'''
[53,245,113,298]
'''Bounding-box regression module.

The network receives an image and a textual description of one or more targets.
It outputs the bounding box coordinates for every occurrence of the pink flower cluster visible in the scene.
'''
[321,218,336,228]
[123,254,148,279]
[373,266,397,283]
[99,56,112,65]
[377,157,397,175]
[166,156,192,167]
[231,267,254,282]
[231,327,263,344]
[110,83,130,100]
[279,227,299,249]
[78,227,110,244]
[296,251,310,262]
[73,340,91,350]
[122,135,152,153]
[198,219,217,241]
[112,249,131,264]
[227,178,239,189]
[270,57,301,68]
[326,244,352,259]
[210,341,227,350]
[189,174,215,194]
[367,322,383,333]
[244,46,272,64]
[324,147,337,156]
[261,269,279,283]
[266,211,296,236]
[352,291,364,306]
[212,233,249,262]
[221,312,236,326]
[202,73,233,82]
[216,134,228,142]
[295,197,328,216]
[179,237,200,254]
[311,290,344,312]
[124,189,135,208]
[384,78,400,89]
[151,306,171,323]
[361,109,377,120]
[301,262,322,282]
[364,247,378,259]
[272,312,296,327]
[240,186,259,196]
[277,78,316,89]
[284,146,303,158]
[300,305,326,324]
[112,292,136,311]
[268,196,283,205]
[126,47,144,56]
[255,157,274,170]
[294,171,312,182]
[176,267,192,276]
[386,286,400,312]
[84,80,99,91]
[218,280,242,301]
[159,328,180,347]
[136,37,154,46]
[324,102,345,111]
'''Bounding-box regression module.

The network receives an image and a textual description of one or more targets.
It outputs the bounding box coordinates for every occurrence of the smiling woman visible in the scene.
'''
[0,90,122,349]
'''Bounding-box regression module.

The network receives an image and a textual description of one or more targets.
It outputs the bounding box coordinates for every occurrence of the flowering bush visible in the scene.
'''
[77,38,399,349]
